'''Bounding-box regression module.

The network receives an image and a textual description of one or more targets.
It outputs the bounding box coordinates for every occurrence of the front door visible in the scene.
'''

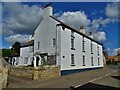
[36,57,39,66]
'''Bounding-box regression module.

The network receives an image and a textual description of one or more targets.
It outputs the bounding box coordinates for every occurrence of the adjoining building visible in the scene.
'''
[107,55,119,65]
[17,4,104,75]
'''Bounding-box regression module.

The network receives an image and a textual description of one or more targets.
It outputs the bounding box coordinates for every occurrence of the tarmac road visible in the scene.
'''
[7,65,120,89]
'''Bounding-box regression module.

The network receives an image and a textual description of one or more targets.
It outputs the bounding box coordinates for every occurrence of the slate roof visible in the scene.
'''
[21,39,34,48]
[50,16,102,45]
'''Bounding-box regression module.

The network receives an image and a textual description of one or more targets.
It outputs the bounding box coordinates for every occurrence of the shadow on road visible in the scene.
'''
[111,76,120,80]
[71,83,119,89]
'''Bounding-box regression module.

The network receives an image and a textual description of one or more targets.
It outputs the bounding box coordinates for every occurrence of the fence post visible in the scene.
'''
[33,67,39,80]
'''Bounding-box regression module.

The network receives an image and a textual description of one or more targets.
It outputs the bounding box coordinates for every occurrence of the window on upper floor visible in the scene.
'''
[71,31,75,38]
[53,38,56,46]
[91,41,93,54]
[29,46,33,52]
[82,37,85,52]
[71,38,75,50]
[38,42,40,50]
[97,45,99,55]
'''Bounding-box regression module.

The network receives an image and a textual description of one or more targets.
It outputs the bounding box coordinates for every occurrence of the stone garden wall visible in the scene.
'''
[10,66,60,80]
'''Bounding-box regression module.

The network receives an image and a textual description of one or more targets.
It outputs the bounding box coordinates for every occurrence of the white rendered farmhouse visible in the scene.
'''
[18,4,104,75]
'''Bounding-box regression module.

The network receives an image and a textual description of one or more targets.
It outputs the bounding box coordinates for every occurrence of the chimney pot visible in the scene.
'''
[89,32,92,35]
[44,3,52,8]
[80,26,84,29]
[79,25,85,34]
[89,32,93,39]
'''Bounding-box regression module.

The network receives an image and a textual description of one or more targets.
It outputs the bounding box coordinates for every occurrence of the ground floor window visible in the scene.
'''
[91,57,94,66]
[98,58,100,65]
[24,57,28,64]
[83,56,85,66]
[71,54,75,66]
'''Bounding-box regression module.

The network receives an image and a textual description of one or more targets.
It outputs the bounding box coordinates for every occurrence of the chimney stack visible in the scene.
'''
[43,3,53,18]
[80,26,85,34]
[88,32,93,39]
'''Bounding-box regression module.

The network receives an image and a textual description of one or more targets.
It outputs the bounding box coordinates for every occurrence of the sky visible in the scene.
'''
[1,2,119,56]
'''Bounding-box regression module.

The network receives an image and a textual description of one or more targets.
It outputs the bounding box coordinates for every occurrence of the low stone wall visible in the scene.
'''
[10,66,60,80]
[39,66,60,79]
[0,58,9,89]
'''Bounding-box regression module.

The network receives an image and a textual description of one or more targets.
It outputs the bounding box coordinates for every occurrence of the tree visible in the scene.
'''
[103,46,108,57]
[12,42,21,55]
[2,49,12,57]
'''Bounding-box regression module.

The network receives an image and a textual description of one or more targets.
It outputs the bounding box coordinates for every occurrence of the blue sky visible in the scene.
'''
[1,2,119,55]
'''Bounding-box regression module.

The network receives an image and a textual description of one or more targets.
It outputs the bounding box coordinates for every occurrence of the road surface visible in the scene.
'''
[7,65,120,89]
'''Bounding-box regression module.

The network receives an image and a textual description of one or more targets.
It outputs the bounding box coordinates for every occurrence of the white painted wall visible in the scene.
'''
[59,27,103,70]
[34,6,59,55]
[19,46,34,66]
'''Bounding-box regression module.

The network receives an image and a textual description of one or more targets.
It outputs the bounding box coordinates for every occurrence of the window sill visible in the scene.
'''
[71,36,75,38]
[71,64,75,66]
[71,48,75,50]
[83,51,85,52]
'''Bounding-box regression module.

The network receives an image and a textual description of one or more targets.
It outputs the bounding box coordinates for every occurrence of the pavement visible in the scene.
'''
[6,65,120,89]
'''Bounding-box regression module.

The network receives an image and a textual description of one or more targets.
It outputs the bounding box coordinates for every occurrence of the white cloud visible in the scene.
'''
[91,17,112,28]
[93,31,106,42]
[58,11,108,43]
[114,48,120,54]
[5,34,32,44]
[58,11,91,30]
[9,45,12,49]
[105,2,118,19]
[106,48,120,56]
[2,2,43,35]
[2,2,118,44]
